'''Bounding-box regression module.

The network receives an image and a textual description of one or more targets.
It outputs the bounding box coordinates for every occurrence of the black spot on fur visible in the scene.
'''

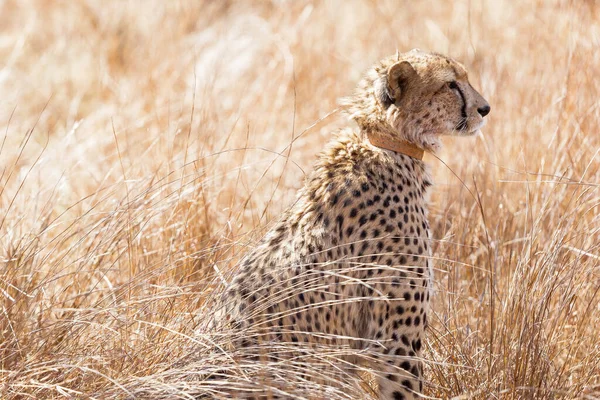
[401,335,410,347]
[393,392,405,400]
[414,338,422,351]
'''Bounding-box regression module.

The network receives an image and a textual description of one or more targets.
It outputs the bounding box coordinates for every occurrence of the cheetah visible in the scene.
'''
[214,49,490,399]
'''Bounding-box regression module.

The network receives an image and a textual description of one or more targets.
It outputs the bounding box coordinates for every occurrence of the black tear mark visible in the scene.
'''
[454,84,468,130]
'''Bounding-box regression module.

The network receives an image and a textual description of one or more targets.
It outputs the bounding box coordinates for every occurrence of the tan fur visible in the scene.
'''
[210,50,490,399]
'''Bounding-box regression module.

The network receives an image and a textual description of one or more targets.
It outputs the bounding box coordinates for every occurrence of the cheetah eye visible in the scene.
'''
[448,81,459,90]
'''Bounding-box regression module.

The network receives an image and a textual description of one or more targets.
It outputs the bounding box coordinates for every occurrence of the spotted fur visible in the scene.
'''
[215,50,490,399]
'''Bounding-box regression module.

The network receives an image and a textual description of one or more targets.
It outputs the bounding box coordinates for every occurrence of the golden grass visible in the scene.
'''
[1,0,599,398]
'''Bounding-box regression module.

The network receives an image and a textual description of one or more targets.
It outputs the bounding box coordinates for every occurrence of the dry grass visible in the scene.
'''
[1,0,600,398]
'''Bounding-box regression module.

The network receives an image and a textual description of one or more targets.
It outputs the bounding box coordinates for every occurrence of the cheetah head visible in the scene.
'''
[346,49,490,152]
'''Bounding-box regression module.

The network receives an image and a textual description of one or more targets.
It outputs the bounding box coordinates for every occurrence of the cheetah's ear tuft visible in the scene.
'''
[387,61,418,102]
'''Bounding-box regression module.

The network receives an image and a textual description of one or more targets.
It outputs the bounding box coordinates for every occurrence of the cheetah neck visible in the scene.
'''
[314,129,432,196]
[366,131,424,160]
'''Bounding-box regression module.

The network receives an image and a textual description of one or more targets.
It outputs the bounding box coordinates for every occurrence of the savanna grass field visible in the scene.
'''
[1,1,600,398]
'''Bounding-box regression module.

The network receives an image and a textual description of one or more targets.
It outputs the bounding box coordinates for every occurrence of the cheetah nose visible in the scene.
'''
[477,104,490,117]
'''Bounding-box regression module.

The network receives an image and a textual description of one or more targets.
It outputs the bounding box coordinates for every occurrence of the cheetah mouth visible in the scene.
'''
[461,118,486,136]
[451,118,471,135]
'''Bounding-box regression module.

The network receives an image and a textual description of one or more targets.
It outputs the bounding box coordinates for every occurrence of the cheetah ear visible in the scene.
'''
[387,61,418,101]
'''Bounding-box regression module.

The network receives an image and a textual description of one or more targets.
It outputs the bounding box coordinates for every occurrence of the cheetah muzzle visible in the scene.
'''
[210,50,490,400]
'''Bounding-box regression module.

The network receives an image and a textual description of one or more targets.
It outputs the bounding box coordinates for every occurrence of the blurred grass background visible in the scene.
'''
[1,0,599,398]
